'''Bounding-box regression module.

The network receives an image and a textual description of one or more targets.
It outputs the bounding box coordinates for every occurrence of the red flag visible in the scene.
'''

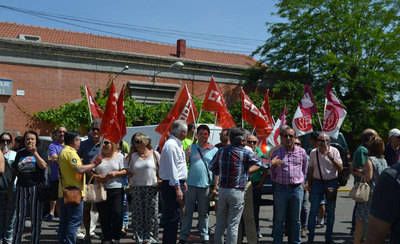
[117,84,127,139]
[155,84,198,134]
[84,85,103,120]
[202,77,235,128]
[322,82,347,139]
[100,82,121,143]
[240,88,272,138]
[260,89,274,129]
[292,84,318,136]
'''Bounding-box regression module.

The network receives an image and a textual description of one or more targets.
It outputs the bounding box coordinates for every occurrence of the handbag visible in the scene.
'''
[350,181,370,203]
[84,176,107,202]
[316,151,338,202]
[63,186,82,205]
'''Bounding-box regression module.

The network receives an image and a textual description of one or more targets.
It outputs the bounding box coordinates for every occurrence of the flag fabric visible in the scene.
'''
[84,85,103,120]
[292,84,318,136]
[240,88,272,138]
[202,77,235,128]
[117,84,127,139]
[260,89,274,128]
[100,82,121,143]
[267,107,288,147]
[322,82,347,139]
[155,84,198,134]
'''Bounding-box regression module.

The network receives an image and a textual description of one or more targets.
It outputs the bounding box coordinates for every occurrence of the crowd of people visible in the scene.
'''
[0,119,399,244]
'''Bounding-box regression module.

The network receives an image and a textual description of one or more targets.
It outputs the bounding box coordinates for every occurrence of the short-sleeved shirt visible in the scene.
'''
[47,142,64,182]
[13,149,46,187]
[78,137,101,165]
[352,145,368,169]
[270,146,308,185]
[159,135,187,186]
[369,163,400,243]
[58,145,84,197]
[251,147,266,183]
[210,145,262,189]
[187,143,218,188]
[94,152,126,189]
[309,147,342,180]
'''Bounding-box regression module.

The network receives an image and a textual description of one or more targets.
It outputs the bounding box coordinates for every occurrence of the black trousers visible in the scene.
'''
[96,188,124,241]
[160,180,184,244]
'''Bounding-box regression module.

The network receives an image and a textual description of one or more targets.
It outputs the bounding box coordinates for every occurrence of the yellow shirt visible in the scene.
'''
[58,145,85,198]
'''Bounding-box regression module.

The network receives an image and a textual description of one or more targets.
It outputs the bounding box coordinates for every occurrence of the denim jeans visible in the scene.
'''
[180,186,210,241]
[214,188,245,244]
[301,190,310,229]
[273,183,304,244]
[307,179,338,242]
[58,199,84,244]
[0,190,16,244]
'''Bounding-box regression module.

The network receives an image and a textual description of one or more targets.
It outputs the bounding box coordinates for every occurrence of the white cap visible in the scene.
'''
[388,128,400,138]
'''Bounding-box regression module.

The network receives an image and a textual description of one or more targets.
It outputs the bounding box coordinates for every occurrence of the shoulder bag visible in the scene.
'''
[350,177,370,203]
[60,171,82,205]
[84,175,107,203]
[316,151,338,202]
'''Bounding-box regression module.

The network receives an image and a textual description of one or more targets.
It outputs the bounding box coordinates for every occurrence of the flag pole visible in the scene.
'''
[196,109,203,125]
[84,85,93,123]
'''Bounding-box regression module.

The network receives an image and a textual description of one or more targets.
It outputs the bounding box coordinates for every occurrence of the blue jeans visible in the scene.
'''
[58,199,84,244]
[273,183,304,244]
[0,190,16,244]
[214,188,245,244]
[307,179,338,242]
[180,186,210,241]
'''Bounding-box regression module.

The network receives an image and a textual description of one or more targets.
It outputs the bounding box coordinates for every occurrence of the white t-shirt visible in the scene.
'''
[94,152,126,189]
[127,150,159,186]
[310,147,342,180]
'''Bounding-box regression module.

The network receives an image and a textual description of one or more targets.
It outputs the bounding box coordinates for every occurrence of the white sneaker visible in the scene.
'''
[76,232,86,240]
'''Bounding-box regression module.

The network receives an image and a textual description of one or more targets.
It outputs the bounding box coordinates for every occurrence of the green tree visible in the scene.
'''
[254,0,400,147]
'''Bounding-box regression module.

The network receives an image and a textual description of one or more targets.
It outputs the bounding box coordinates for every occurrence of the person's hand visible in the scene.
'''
[271,156,283,167]
[26,142,36,153]
[94,174,107,183]
[107,171,118,178]
[92,155,103,166]
[182,182,188,192]
[304,182,310,191]
[176,187,184,207]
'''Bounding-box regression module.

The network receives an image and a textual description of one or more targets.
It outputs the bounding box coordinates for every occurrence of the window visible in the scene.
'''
[127,81,180,104]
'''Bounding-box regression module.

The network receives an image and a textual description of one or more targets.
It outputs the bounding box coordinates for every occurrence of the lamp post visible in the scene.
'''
[107,65,129,86]
[151,61,184,82]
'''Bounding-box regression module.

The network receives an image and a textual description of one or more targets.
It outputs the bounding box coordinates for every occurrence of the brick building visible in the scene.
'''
[0,22,256,135]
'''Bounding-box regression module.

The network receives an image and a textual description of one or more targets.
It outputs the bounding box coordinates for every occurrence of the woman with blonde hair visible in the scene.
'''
[353,136,388,244]
[127,132,160,244]
[93,139,127,244]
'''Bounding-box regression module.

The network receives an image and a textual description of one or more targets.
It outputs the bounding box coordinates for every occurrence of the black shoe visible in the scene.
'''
[178,240,187,244]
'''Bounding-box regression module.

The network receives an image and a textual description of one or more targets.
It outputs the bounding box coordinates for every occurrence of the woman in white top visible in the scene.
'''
[127,132,160,244]
[93,139,127,244]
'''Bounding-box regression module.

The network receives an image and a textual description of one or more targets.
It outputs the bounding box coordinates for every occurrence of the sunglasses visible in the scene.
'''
[0,139,11,143]
[283,134,295,138]
[318,139,329,142]
[103,141,111,145]
[134,140,143,145]
[247,140,257,145]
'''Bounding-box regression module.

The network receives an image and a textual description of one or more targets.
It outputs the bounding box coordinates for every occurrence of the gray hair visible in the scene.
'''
[171,120,188,136]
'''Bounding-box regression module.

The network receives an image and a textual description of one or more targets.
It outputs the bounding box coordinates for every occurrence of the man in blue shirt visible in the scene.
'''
[179,125,218,243]
[210,127,264,244]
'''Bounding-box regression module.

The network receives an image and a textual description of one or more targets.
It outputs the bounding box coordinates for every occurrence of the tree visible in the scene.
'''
[254,0,400,148]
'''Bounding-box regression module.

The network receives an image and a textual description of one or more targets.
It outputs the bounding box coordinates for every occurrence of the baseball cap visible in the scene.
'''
[388,128,400,138]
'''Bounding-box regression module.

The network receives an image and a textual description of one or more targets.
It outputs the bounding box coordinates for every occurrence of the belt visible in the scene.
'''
[275,182,302,188]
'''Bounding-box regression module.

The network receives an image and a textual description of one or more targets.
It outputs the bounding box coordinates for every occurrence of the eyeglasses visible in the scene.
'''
[103,141,111,145]
[0,139,11,143]
[134,140,143,145]
[283,134,295,139]
[247,140,257,145]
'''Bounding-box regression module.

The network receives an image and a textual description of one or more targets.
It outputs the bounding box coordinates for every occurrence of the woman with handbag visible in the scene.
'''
[353,136,388,244]
[127,132,160,244]
[92,139,127,244]
[58,131,101,244]
[11,130,47,244]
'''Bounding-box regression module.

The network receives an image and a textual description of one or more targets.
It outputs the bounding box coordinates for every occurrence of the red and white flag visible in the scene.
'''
[267,107,288,147]
[260,89,274,130]
[240,88,272,138]
[100,82,121,143]
[84,85,103,120]
[117,84,127,139]
[202,77,235,128]
[292,84,318,136]
[322,82,347,139]
[155,84,198,134]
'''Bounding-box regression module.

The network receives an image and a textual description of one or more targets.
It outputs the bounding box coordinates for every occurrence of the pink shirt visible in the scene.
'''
[271,146,308,185]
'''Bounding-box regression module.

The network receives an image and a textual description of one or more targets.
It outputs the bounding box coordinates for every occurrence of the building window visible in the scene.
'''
[127,81,180,104]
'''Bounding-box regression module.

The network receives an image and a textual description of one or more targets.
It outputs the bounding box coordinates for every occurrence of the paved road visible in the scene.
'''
[21,189,355,244]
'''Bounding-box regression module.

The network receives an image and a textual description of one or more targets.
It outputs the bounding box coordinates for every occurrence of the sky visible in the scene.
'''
[0,0,282,56]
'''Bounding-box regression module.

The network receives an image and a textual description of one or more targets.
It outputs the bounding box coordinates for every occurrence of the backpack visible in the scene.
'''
[330,142,350,186]
[0,159,14,191]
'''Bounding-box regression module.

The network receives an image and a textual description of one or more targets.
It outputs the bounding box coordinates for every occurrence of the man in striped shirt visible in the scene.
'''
[271,126,308,244]
[210,128,264,244]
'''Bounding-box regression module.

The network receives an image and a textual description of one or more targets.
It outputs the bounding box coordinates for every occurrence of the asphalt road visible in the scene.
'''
[20,188,355,244]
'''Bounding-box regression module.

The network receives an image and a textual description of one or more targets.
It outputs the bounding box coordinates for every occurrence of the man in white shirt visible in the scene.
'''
[307,132,343,244]
[159,120,188,244]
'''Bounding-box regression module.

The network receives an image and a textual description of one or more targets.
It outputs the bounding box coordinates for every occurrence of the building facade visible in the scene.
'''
[0,22,256,135]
